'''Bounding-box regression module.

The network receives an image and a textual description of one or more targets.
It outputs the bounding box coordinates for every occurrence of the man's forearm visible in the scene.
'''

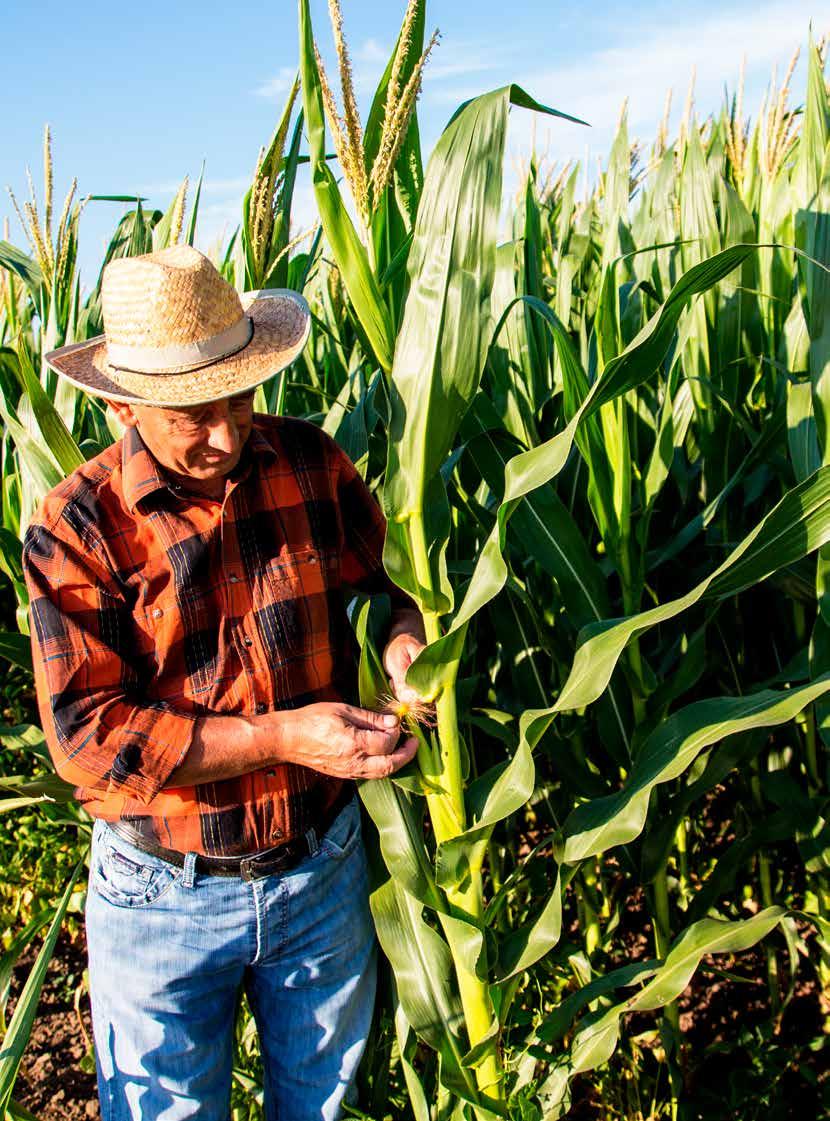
[165,700,412,786]
[166,711,287,787]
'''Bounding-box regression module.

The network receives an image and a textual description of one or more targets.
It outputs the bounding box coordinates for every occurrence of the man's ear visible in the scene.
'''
[106,400,139,428]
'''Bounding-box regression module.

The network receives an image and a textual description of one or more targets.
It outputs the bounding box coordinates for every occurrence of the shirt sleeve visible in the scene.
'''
[332,444,419,614]
[22,514,198,806]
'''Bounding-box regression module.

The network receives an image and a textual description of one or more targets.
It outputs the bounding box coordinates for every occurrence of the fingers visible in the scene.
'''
[339,703,400,733]
[390,680,421,705]
[361,736,419,779]
[353,725,401,756]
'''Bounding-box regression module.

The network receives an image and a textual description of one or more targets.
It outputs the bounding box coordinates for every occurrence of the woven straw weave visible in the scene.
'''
[102,247,242,347]
[46,247,311,407]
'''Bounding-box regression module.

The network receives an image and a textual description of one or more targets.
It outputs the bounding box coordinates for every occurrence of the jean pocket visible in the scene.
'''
[92,824,182,909]
[319,797,362,860]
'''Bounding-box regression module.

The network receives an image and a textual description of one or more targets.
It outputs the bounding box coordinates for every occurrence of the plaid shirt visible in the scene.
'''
[23,414,410,856]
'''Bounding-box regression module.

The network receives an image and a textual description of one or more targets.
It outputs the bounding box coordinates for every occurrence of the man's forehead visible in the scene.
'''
[136,389,257,417]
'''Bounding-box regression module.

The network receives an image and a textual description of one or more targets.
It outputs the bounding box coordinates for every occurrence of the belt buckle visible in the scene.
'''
[239,845,293,882]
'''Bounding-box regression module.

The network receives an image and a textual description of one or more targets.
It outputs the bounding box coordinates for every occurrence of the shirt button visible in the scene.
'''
[152,608,163,619]
[255,702,267,715]
[270,826,283,840]
[242,636,253,647]
[229,573,240,584]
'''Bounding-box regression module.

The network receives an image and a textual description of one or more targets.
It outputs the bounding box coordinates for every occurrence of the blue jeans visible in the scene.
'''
[85,797,376,1121]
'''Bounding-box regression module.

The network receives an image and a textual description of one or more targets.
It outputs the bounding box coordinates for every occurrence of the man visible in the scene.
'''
[22,245,426,1121]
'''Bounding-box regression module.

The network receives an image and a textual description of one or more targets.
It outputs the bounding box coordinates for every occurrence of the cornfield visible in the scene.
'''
[0,2,828,1118]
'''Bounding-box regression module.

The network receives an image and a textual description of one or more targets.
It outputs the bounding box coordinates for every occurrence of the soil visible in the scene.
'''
[10,932,99,1121]
[7,899,828,1121]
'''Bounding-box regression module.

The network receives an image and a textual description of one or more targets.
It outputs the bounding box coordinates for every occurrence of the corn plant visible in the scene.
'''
[0,7,828,1121]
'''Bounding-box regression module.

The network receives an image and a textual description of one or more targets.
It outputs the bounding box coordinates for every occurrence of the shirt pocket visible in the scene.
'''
[137,596,215,699]
[138,595,185,676]
[260,547,335,661]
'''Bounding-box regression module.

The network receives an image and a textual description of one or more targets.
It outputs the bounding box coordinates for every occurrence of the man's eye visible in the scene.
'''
[172,414,207,431]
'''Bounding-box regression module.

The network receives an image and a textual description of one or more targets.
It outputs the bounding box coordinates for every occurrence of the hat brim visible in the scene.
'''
[44,289,311,407]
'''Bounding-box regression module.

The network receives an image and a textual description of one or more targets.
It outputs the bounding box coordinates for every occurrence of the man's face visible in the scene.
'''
[109,390,256,483]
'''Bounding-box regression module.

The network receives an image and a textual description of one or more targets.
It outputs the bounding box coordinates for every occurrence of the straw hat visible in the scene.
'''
[45,245,311,407]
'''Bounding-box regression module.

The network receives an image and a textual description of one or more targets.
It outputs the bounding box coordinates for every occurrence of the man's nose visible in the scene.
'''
[206,418,238,454]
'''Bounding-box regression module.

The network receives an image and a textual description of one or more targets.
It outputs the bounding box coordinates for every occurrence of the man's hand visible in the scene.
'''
[383,609,427,703]
[279,702,418,780]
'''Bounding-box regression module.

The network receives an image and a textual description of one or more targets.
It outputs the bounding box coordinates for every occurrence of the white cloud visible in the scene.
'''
[253,67,298,100]
[356,37,389,64]
[501,1,824,161]
[428,43,508,81]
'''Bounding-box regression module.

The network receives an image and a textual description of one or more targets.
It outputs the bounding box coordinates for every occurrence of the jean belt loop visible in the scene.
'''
[305,827,319,857]
[182,851,198,889]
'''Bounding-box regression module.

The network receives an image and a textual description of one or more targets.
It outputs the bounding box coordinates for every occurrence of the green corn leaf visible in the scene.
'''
[0,242,42,297]
[0,526,24,585]
[0,911,52,1021]
[298,0,395,373]
[0,398,61,525]
[368,876,479,1105]
[360,779,441,911]
[564,908,787,1080]
[463,414,610,629]
[0,773,74,803]
[554,465,830,718]
[186,161,205,247]
[394,1003,431,1121]
[639,729,766,883]
[536,958,659,1047]
[0,858,85,1114]
[495,867,563,983]
[433,738,535,891]
[788,378,821,483]
[0,724,48,763]
[0,631,32,672]
[642,379,695,511]
[9,345,84,476]
[486,245,539,446]
[558,673,830,864]
[406,243,757,701]
[383,86,579,612]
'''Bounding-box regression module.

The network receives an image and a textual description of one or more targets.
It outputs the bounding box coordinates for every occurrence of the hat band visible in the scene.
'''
[105,315,254,374]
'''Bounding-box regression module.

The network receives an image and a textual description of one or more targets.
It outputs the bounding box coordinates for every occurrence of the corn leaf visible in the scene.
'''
[298,0,395,373]
[558,673,830,863]
[383,85,576,612]
[0,858,85,1114]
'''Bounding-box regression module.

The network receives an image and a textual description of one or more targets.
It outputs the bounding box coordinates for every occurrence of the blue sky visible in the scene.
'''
[2,0,825,290]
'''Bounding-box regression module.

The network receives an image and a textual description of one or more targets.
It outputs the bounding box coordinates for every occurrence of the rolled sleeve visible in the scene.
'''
[23,518,197,805]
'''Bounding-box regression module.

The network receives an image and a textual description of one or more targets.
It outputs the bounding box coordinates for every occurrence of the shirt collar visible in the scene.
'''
[121,417,279,514]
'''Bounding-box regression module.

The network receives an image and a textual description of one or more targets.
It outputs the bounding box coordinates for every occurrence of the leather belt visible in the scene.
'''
[108,786,353,882]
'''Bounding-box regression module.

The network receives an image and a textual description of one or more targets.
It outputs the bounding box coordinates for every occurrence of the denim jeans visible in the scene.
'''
[85,797,376,1121]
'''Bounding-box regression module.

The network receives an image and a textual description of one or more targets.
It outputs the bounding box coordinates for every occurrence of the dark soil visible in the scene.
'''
[10,932,99,1121]
[8,908,828,1121]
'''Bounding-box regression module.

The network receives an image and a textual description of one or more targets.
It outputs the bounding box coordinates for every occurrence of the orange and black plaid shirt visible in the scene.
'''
[22,413,411,856]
